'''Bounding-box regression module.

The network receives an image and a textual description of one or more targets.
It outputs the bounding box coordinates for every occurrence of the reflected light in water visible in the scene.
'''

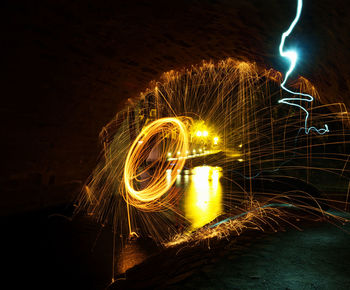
[184,166,223,230]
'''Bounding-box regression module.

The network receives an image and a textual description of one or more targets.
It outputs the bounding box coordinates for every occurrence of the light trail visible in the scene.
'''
[278,0,329,135]
[123,117,189,212]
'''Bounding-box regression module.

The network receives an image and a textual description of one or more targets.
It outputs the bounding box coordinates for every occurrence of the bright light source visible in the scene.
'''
[239,144,242,148]
[278,0,328,135]
[203,131,208,137]
[199,149,202,152]
[193,149,196,153]
[213,137,219,145]
[177,151,181,155]
[167,152,172,157]
[196,131,202,137]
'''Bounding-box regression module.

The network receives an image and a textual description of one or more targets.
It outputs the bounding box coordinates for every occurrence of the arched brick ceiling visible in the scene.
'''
[3,0,350,214]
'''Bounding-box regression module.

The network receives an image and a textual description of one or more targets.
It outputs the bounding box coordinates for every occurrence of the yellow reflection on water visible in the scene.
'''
[184,166,223,230]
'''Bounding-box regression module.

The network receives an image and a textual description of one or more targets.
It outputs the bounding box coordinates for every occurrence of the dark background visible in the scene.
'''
[2,0,350,289]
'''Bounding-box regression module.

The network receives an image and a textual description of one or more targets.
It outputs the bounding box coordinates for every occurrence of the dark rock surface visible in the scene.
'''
[109,219,350,289]
[2,208,349,289]
[170,222,350,289]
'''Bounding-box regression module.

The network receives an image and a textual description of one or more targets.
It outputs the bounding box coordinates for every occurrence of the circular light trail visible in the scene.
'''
[123,117,189,212]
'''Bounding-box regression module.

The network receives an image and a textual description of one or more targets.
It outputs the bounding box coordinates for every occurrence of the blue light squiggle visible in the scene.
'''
[279,0,329,135]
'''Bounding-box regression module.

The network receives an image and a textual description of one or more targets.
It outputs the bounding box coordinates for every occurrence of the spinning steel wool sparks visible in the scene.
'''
[75,59,349,250]
[122,117,190,234]
[123,117,189,212]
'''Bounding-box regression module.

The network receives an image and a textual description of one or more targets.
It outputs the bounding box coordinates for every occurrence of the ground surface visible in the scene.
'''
[3,206,349,289]
[167,222,350,290]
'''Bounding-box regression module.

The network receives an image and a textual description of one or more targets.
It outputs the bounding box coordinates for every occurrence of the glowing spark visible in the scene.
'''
[279,0,329,135]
